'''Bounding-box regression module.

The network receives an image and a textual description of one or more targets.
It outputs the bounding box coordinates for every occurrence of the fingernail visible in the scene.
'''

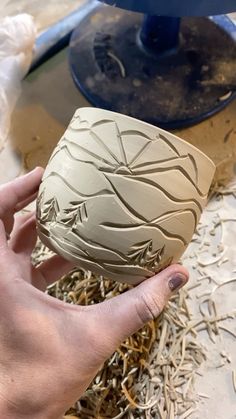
[169,274,187,292]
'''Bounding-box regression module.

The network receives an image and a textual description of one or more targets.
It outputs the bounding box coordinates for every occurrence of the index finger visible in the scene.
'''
[0,167,44,217]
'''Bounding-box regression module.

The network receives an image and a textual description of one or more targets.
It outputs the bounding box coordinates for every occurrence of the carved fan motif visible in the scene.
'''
[66,116,199,178]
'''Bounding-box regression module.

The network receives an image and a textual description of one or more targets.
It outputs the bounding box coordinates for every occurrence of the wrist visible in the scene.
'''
[0,370,70,419]
[0,394,63,419]
[0,407,63,419]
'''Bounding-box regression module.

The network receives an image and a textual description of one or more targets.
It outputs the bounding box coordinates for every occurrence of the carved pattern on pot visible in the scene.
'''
[36,108,215,284]
[128,240,165,271]
[61,201,88,226]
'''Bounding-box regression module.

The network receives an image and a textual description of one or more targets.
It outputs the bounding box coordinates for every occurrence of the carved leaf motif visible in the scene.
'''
[40,196,59,223]
[128,240,165,271]
[61,201,88,227]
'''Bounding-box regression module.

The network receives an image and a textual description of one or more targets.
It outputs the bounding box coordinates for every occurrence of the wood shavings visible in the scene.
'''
[218,326,236,339]
[220,351,231,364]
[223,128,234,143]
[31,239,55,266]
[39,265,208,419]
[198,393,210,399]
[107,52,126,78]
[208,278,236,298]
[196,274,212,282]
[197,252,225,267]
[121,382,158,411]
[217,257,229,267]
[219,91,232,101]
[181,407,197,418]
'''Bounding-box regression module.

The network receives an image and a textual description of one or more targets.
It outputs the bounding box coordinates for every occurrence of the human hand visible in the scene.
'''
[0,168,189,419]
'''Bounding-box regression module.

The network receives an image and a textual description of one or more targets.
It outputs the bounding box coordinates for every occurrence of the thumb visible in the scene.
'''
[94,264,188,352]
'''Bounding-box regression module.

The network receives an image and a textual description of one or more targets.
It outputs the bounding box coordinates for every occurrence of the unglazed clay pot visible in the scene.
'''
[36,108,215,284]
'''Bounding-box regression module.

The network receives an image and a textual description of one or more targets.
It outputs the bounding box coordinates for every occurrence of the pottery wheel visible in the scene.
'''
[69,4,236,129]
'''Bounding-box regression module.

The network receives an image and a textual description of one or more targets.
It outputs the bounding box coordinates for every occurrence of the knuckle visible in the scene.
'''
[135,293,163,325]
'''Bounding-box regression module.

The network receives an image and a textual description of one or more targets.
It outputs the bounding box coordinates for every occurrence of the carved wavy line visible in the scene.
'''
[49,236,115,275]
[52,234,93,261]
[100,222,187,246]
[43,171,114,199]
[188,153,198,185]
[91,119,115,128]
[149,208,198,230]
[63,138,116,168]
[50,232,135,273]
[48,142,67,164]
[131,166,205,198]
[159,134,180,157]
[52,144,202,201]
[150,223,188,244]
[52,234,89,257]
[124,175,203,213]
[68,127,90,133]
[47,137,67,163]
[66,226,128,262]
[103,263,153,277]
[39,226,158,279]
[131,155,189,170]
[128,141,152,167]
[104,175,148,223]
[49,143,113,173]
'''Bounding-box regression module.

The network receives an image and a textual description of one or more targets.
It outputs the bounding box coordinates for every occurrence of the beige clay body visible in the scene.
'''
[36,108,215,284]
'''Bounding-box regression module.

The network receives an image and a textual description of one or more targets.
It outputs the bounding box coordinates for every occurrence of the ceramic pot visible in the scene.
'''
[36,108,215,284]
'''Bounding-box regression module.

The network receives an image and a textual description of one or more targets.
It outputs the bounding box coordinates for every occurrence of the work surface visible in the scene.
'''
[0,3,236,418]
